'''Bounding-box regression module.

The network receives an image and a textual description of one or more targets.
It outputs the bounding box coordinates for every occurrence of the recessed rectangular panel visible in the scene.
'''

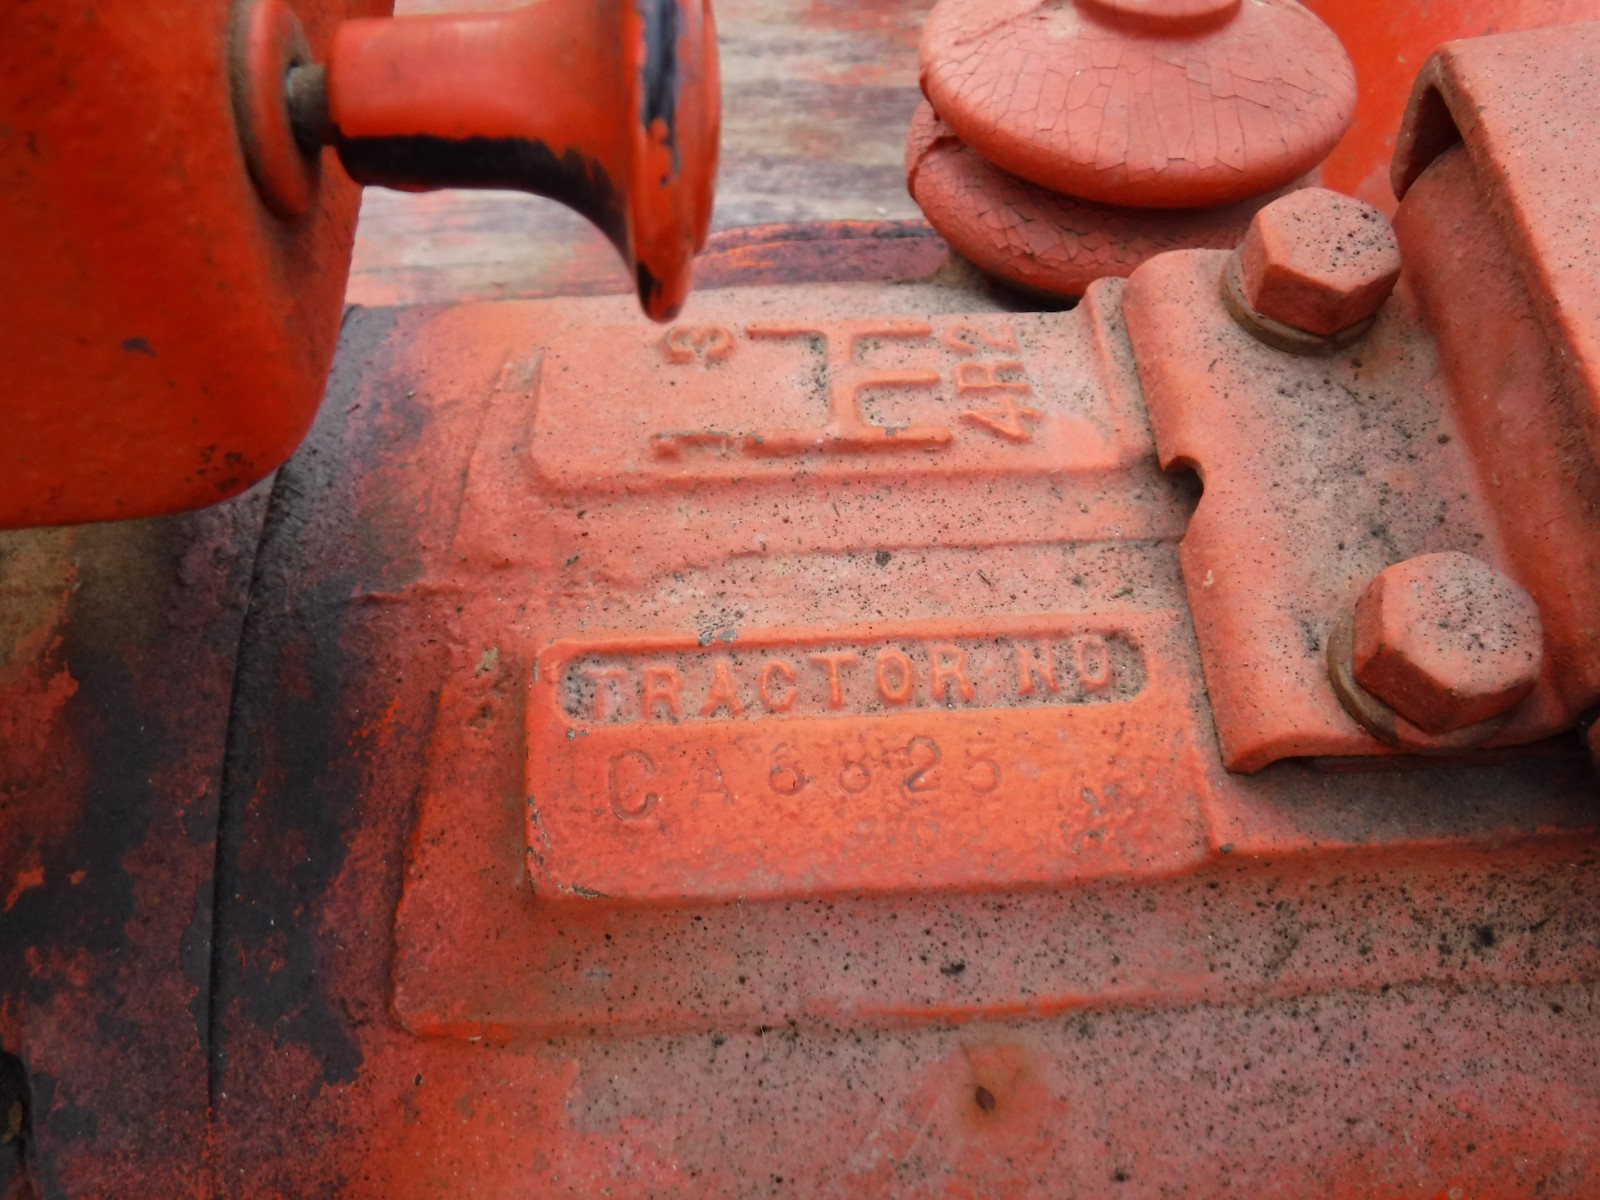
[529,309,1150,491]
[525,612,1207,904]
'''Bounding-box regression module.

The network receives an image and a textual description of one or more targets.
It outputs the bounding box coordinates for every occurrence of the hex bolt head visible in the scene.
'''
[1352,552,1544,735]
[1235,188,1402,337]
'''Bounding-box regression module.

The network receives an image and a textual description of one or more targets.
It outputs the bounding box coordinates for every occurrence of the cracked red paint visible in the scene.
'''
[906,98,1312,296]
[919,0,1355,208]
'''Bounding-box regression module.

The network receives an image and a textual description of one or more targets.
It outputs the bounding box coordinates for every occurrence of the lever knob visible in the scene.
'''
[263,0,719,321]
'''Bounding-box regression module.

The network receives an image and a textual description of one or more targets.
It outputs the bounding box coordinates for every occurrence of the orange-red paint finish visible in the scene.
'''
[906,0,1356,298]
[234,0,324,219]
[220,278,1596,1196]
[1233,187,1402,337]
[0,0,389,531]
[1,0,716,531]
[1352,552,1544,736]
[905,99,1313,298]
[1123,24,1600,771]
[1304,0,1598,212]
[6,11,1600,1200]
[919,0,1355,209]
[15,195,1593,1189]
[327,0,719,320]
[0,234,1593,1195]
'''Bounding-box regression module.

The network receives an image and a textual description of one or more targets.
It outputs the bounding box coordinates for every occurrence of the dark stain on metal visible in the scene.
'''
[207,309,408,1104]
[0,1052,29,1190]
[337,135,627,251]
[639,0,681,160]
[636,260,665,318]
[4,643,144,999]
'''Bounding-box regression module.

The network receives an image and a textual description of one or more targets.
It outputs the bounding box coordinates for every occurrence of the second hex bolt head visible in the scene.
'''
[1236,188,1403,338]
[1353,551,1544,735]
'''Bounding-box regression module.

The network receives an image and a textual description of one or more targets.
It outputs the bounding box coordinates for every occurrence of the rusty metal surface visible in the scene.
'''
[189,278,1596,1197]
[6,11,1600,1198]
[0,497,268,1197]
[0,178,1596,1200]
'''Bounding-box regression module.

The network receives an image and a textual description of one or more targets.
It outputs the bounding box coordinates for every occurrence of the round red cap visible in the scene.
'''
[906,100,1309,296]
[919,0,1355,209]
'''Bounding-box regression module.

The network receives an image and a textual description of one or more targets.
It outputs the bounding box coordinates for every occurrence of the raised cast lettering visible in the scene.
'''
[808,650,859,710]
[699,656,744,718]
[661,324,735,365]
[560,627,1145,725]
[759,658,798,712]
[956,360,1043,443]
[941,322,1020,357]
[633,317,1056,464]
[740,322,951,455]
[582,665,631,720]
[874,648,915,705]
[929,644,976,703]
[1015,641,1058,697]
[642,665,683,719]
[1073,635,1113,691]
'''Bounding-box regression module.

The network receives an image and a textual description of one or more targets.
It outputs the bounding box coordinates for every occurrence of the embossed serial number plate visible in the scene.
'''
[526,612,1205,903]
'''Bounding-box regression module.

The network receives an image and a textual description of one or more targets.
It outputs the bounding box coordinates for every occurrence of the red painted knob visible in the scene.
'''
[919,0,1355,210]
[324,0,720,321]
[905,100,1308,297]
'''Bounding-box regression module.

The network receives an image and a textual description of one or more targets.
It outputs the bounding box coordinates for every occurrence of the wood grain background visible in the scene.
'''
[346,0,936,306]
